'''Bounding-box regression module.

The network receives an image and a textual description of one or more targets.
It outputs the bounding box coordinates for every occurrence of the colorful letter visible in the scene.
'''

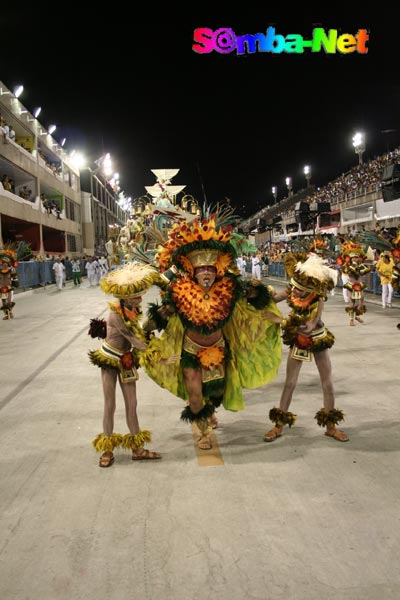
[236,33,268,55]
[284,34,305,54]
[192,28,215,54]
[312,28,338,54]
[265,27,285,53]
[356,29,369,54]
[337,34,357,54]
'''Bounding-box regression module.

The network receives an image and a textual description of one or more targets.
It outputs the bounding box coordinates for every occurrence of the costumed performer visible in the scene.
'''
[0,246,18,320]
[88,261,168,467]
[141,207,283,450]
[264,252,349,443]
[336,242,371,326]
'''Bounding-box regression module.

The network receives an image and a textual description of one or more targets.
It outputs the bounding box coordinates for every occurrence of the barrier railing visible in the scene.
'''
[268,261,396,297]
[16,260,86,289]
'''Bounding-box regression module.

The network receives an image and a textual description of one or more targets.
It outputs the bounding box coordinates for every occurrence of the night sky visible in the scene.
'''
[1,13,399,218]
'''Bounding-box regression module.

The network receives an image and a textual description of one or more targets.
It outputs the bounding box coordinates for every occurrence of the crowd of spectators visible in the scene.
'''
[41,193,62,219]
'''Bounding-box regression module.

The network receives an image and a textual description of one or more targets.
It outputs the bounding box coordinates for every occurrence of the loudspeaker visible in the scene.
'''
[381,163,400,202]
[381,164,400,181]
[257,218,266,232]
[294,201,310,213]
[316,202,331,214]
[382,184,400,203]
[295,201,310,225]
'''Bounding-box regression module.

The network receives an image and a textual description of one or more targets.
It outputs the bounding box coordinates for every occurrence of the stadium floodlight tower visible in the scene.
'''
[304,165,311,187]
[352,132,365,165]
[285,176,293,198]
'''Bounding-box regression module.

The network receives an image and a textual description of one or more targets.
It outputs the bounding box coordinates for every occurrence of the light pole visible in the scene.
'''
[285,177,293,198]
[271,186,278,204]
[352,132,365,165]
[304,165,311,187]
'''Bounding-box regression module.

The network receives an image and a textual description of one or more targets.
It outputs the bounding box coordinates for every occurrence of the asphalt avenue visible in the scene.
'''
[1,277,399,600]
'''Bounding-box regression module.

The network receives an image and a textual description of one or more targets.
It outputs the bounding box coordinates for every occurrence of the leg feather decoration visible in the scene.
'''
[92,433,124,452]
[180,402,215,423]
[209,394,224,408]
[88,318,107,339]
[121,430,152,449]
[314,408,345,427]
[269,407,297,427]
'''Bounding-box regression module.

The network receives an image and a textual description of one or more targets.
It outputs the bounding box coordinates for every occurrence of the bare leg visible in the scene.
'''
[183,367,212,449]
[279,355,303,412]
[119,377,140,434]
[314,350,334,412]
[119,376,161,459]
[264,356,302,441]
[348,300,356,325]
[102,368,117,435]
[182,367,204,414]
[314,350,348,441]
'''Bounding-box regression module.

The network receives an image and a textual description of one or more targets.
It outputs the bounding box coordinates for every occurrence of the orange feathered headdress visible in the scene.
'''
[155,215,237,278]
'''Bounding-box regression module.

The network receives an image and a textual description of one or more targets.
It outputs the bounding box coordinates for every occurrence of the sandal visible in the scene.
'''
[325,428,349,442]
[99,451,114,467]
[263,426,283,442]
[132,448,161,460]
[197,432,212,450]
[355,316,364,323]
[349,320,355,326]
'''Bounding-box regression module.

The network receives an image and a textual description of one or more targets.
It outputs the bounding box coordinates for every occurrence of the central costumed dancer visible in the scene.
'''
[141,206,283,450]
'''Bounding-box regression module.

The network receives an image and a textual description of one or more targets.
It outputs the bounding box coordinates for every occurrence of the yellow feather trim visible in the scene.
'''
[120,430,152,449]
[92,433,124,452]
[100,262,162,298]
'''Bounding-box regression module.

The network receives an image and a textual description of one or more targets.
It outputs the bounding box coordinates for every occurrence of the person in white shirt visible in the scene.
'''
[236,255,246,277]
[98,256,109,278]
[52,258,65,290]
[2,123,9,142]
[85,257,100,286]
[251,253,262,280]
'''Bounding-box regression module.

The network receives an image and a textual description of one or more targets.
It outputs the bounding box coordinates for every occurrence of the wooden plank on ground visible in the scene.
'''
[192,424,224,466]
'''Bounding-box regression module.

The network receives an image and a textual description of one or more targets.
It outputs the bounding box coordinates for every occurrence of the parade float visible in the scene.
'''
[106,169,201,266]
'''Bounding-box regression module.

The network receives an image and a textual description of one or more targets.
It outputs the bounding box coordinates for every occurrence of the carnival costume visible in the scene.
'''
[356,228,400,328]
[266,253,349,441]
[0,246,18,320]
[336,241,371,326]
[141,209,283,443]
[88,262,163,466]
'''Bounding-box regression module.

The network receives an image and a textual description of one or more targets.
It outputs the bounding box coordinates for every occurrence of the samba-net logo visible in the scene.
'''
[192,27,369,55]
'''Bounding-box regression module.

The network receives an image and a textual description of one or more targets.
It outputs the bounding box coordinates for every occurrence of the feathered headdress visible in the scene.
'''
[309,237,329,255]
[155,203,237,278]
[100,262,162,298]
[0,244,18,274]
[290,254,337,296]
[336,241,368,274]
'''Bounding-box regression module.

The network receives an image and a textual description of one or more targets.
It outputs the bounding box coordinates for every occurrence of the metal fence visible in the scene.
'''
[16,260,87,290]
[268,261,397,297]
[15,259,396,299]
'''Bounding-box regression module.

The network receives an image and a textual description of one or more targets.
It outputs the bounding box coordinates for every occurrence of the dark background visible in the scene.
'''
[1,12,398,217]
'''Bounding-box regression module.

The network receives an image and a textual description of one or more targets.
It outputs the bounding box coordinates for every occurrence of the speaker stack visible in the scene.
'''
[295,201,310,226]
[381,163,400,203]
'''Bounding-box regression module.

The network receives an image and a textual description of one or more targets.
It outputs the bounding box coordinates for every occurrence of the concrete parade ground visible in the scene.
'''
[1,277,399,600]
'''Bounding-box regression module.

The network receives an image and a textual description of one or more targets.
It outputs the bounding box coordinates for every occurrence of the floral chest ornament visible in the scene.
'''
[171,276,236,329]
